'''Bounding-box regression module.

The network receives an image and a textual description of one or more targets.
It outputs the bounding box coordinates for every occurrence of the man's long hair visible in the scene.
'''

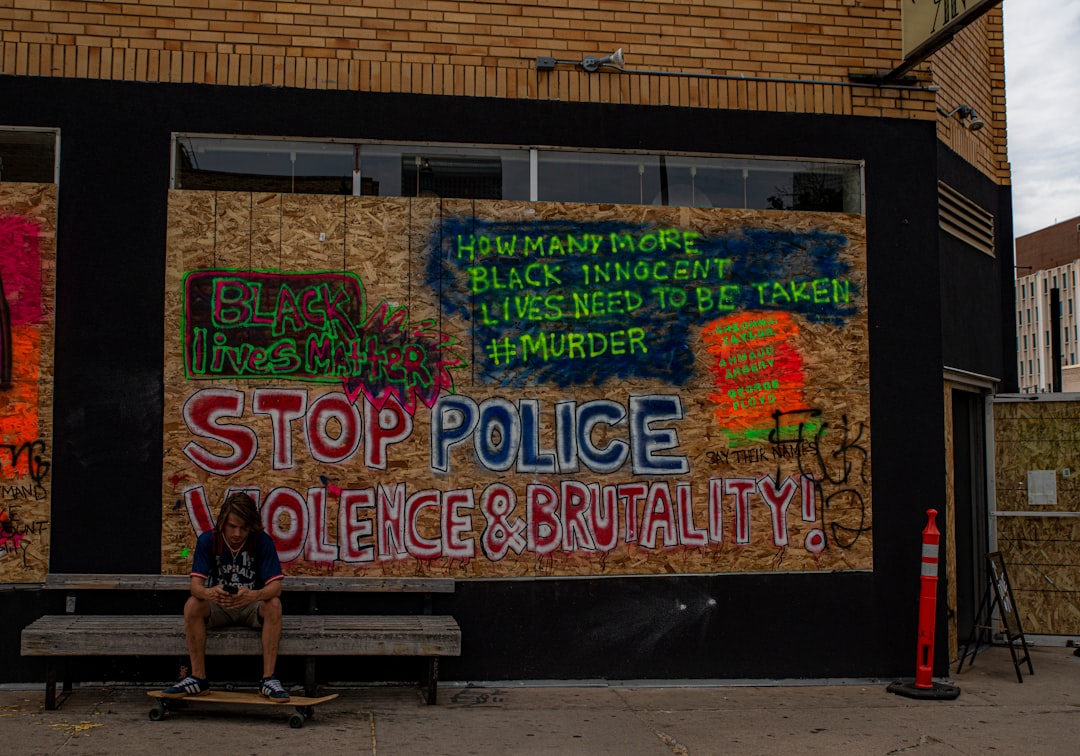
[213,491,263,559]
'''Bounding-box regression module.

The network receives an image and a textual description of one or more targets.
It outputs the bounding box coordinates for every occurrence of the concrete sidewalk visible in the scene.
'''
[1,645,1076,755]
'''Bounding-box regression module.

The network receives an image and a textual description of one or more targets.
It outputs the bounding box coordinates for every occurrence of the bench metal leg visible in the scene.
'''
[44,660,56,711]
[44,659,72,711]
[425,657,439,705]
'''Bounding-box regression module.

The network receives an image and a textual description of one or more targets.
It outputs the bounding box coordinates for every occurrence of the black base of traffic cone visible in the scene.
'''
[886,678,961,700]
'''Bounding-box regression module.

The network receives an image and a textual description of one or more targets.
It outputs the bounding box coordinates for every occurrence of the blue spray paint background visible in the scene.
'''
[429,217,858,387]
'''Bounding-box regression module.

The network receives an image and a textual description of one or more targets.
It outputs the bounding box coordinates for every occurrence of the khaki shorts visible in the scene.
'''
[208,600,263,629]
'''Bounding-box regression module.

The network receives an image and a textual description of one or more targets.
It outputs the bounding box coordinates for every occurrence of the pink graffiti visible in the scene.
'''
[185,271,463,415]
[0,213,43,397]
[342,300,464,415]
[0,509,25,551]
[319,475,343,497]
[0,214,44,325]
[0,530,24,550]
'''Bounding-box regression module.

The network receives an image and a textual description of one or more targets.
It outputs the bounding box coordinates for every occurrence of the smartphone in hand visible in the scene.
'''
[223,584,239,595]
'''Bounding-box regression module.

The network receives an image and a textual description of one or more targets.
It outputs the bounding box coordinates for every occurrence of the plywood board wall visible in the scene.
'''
[0,183,56,583]
[162,191,872,579]
[994,399,1080,635]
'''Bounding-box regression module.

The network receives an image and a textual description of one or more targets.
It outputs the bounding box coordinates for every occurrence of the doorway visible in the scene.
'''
[952,388,990,644]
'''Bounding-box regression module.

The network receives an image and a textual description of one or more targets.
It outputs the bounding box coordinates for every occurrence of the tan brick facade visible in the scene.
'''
[928,10,1009,184]
[0,1,1006,182]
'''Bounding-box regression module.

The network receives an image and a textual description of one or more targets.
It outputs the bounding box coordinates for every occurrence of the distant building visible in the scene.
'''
[1015,216,1080,392]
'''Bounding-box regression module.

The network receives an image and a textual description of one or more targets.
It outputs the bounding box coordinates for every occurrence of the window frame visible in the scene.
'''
[170,132,865,214]
[0,126,60,184]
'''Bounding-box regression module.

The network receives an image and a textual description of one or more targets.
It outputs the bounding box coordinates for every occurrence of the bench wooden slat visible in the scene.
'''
[44,574,455,593]
[25,575,461,710]
[21,615,462,657]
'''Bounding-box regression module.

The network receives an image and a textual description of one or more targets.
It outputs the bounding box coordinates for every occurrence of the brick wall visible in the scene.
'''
[0,1,1007,182]
[928,9,1009,183]
[0,1,910,78]
[1016,215,1080,272]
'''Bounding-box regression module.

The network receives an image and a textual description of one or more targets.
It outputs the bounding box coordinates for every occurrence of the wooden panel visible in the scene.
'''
[280,193,345,272]
[994,398,1080,635]
[164,191,214,381]
[21,615,462,656]
[344,196,410,310]
[250,192,282,269]
[214,192,253,269]
[0,183,57,583]
[1007,589,1080,636]
[163,193,872,579]
[405,196,444,327]
[943,382,958,661]
[996,517,1080,634]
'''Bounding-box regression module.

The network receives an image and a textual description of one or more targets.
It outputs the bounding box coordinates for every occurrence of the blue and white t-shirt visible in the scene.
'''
[190,530,284,590]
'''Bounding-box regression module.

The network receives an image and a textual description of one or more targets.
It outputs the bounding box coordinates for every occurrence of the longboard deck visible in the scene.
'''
[148,690,338,706]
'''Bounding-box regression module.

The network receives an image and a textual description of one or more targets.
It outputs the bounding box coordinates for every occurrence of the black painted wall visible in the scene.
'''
[0,74,1008,683]
[937,143,1017,390]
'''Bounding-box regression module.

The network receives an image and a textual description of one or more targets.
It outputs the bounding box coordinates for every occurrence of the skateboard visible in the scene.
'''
[147,689,338,728]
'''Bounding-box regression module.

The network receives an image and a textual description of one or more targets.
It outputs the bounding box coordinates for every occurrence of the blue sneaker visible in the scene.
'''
[259,676,290,701]
[161,675,209,699]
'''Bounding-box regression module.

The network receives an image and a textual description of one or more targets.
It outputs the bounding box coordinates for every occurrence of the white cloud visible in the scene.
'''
[1004,1,1080,237]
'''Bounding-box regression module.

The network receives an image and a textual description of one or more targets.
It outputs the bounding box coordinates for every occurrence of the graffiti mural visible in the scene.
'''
[0,185,56,583]
[182,269,462,412]
[162,193,870,578]
[433,219,855,389]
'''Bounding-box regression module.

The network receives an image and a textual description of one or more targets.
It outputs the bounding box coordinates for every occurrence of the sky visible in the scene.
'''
[1002,0,1080,238]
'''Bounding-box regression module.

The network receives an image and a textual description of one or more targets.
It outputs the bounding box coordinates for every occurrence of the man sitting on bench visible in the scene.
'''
[161,491,289,701]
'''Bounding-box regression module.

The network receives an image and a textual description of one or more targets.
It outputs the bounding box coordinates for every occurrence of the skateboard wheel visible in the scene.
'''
[149,705,165,721]
[288,712,305,728]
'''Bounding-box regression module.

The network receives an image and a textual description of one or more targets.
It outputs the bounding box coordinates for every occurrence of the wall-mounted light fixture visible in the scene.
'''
[582,48,624,72]
[937,104,985,131]
[536,48,624,73]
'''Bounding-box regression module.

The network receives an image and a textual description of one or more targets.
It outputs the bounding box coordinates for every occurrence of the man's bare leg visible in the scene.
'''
[161,597,213,697]
[259,597,283,679]
[183,596,211,678]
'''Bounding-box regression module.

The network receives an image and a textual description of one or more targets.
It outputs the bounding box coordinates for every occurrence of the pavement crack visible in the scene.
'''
[887,734,956,754]
[654,728,690,755]
[611,688,690,754]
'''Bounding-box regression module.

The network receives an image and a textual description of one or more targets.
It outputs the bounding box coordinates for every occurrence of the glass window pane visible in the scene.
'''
[746,162,858,213]
[174,135,862,213]
[176,137,344,193]
[396,148,529,201]
[177,136,529,199]
[659,156,743,209]
[0,129,57,183]
[538,152,662,204]
[537,150,861,212]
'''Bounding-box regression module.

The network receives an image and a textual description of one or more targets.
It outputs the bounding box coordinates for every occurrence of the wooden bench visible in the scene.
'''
[21,574,461,710]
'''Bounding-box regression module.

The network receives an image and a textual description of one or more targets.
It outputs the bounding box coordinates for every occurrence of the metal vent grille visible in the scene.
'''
[939,181,994,256]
